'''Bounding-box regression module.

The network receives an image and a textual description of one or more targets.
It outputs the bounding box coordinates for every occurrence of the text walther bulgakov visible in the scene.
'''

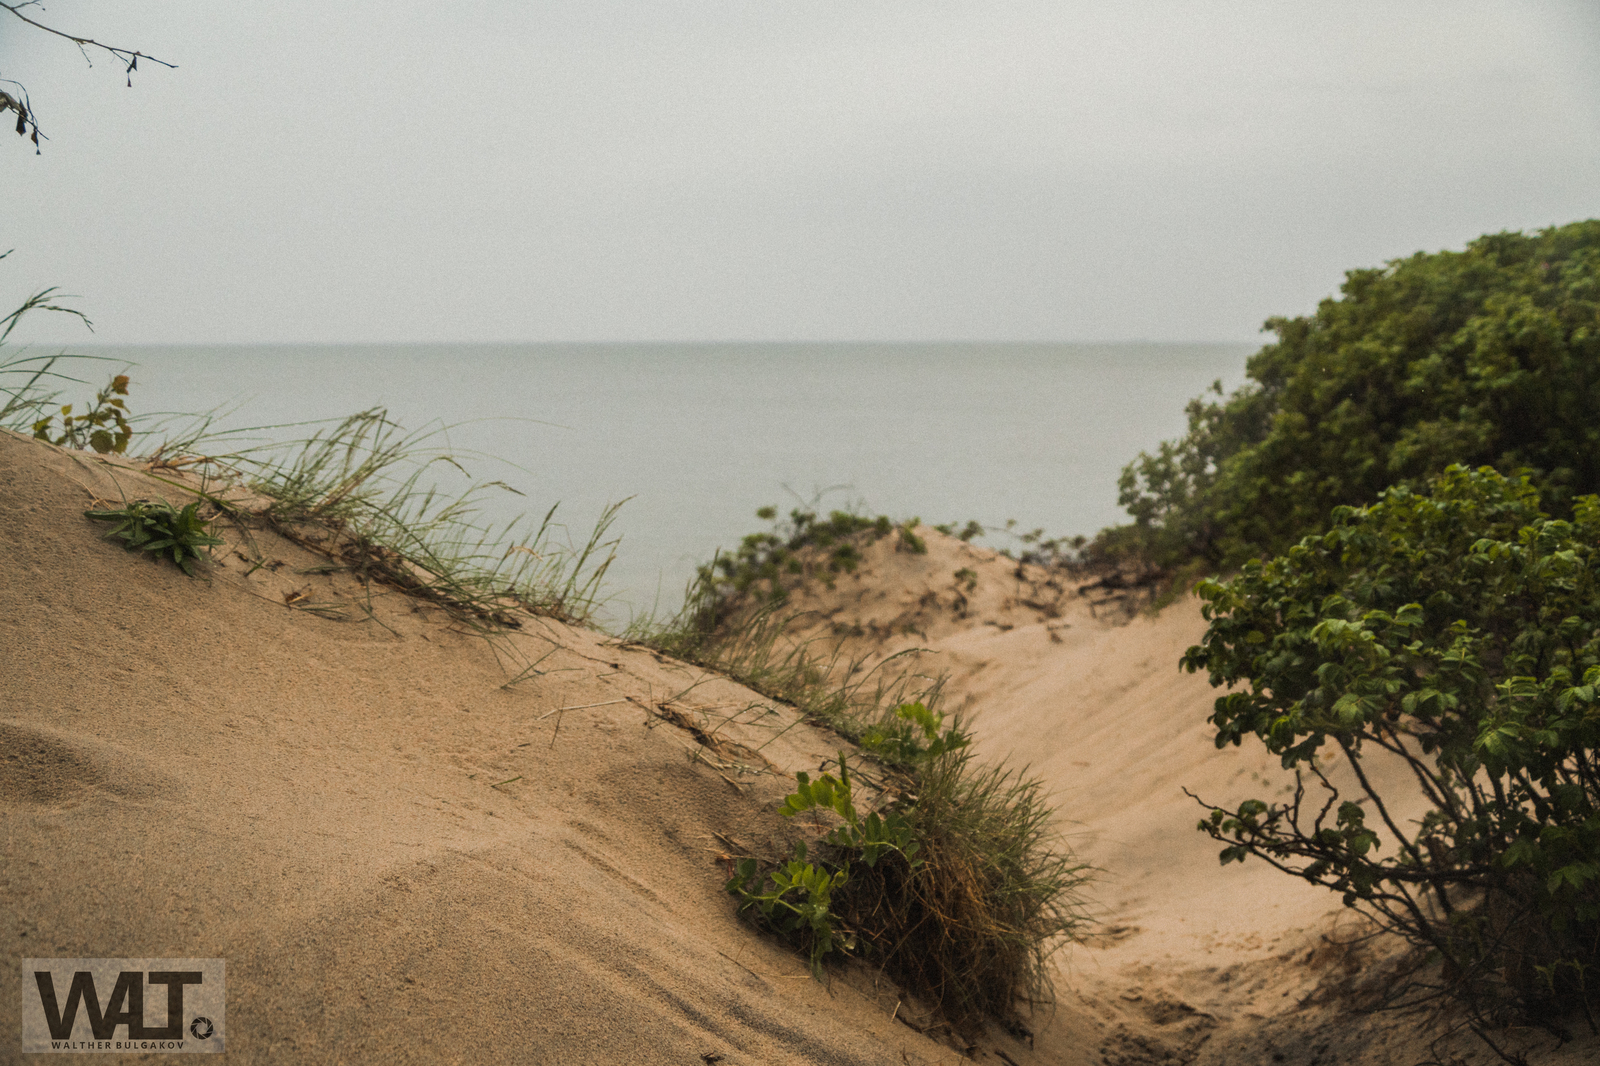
[21,958,226,1054]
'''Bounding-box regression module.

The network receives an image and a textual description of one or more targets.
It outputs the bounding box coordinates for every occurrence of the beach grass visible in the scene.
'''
[2,292,621,633]
[168,407,623,629]
[0,281,118,429]
[841,732,1090,1037]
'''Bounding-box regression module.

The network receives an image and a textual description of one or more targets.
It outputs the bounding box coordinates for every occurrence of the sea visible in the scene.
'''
[62,343,1254,626]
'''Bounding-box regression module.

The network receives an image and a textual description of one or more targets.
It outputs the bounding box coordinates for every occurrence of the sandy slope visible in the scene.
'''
[0,432,967,1065]
[2,431,1596,1065]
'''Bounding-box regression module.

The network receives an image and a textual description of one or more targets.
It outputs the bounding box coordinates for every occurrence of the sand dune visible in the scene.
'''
[1,433,952,1064]
[2,431,1596,1064]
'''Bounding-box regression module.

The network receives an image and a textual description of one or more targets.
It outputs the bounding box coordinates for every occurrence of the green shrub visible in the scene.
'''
[1183,466,1600,1026]
[724,507,891,597]
[1110,220,1600,571]
[659,507,908,645]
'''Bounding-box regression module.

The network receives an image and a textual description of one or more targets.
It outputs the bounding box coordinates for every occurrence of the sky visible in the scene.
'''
[3,1,1598,345]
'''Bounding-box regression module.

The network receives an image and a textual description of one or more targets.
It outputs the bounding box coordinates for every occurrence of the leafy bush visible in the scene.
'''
[728,702,1088,1038]
[1183,466,1600,1027]
[1112,220,1600,571]
[657,506,928,652]
[717,507,893,598]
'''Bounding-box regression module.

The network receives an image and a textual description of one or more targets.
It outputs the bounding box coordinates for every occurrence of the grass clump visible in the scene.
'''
[0,267,125,435]
[175,407,623,629]
[647,591,938,736]
[857,729,1085,1034]
[641,511,1090,1040]
[642,505,940,731]
[729,701,1088,1040]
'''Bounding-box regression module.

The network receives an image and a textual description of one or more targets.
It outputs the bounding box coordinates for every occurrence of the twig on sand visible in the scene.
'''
[536,697,629,749]
[535,698,628,721]
[715,949,809,981]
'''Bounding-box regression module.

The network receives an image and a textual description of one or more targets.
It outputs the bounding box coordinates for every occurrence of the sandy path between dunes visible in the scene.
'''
[764,526,1600,1066]
[2,432,1595,1065]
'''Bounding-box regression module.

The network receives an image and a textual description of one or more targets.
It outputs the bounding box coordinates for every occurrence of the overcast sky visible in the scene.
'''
[4,1,1597,344]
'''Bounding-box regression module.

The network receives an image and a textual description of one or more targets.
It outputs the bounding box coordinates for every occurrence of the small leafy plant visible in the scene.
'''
[897,518,927,554]
[33,373,133,454]
[780,753,922,865]
[728,749,922,975]
[86,497,223,576]
[858,699,968,766]
[727,844,854,974]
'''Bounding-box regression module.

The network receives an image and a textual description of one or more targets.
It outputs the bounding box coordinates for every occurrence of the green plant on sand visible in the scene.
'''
[632,510,1089,1038]
[85,497,223,576]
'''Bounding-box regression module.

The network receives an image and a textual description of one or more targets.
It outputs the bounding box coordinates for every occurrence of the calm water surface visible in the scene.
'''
[70,343,1254,624]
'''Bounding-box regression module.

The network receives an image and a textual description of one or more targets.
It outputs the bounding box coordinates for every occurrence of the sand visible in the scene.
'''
[2,430,1596,1064]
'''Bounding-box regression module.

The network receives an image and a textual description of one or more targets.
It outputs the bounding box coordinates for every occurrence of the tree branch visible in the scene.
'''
[0,1,175,152]
[1,2,176,77]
